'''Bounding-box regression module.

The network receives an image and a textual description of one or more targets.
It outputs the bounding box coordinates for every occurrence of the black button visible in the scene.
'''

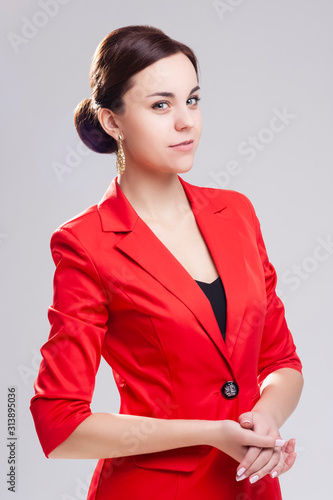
[221,381,239,399]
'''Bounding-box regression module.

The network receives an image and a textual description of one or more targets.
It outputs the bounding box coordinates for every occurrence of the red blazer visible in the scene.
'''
[30,175,302,500]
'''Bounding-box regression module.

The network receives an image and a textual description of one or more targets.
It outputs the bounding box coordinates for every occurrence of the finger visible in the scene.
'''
[275,450,297,477]
[237,448,280,482]
[238,411,253,429]
[238,448,276,480]
[270,443,297,478]
[272,438,296,477]
[236,446,262,479]
[283,452,297,470]
[247,449,281,484]
[282,438,296,454]
[243,429,284,449]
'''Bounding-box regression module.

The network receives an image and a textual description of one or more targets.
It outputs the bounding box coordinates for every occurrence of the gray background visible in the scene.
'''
[1,0,332,498]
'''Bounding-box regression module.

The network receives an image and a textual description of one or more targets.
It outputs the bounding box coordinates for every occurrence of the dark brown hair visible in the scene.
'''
[74,25,199,154]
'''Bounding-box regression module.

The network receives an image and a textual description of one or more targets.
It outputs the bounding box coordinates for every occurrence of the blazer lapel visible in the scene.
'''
[192,209,248,361]
[177,178,248,360]
[98,176,248,369]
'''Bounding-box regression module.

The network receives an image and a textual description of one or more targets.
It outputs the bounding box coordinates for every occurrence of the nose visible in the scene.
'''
[174,105,196,131]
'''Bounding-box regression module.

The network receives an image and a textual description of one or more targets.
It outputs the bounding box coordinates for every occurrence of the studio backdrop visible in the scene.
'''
[1,0,332,498]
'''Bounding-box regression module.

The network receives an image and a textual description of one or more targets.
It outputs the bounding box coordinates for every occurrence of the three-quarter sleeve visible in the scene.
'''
[30,226,109,457]
[245,198,303,384]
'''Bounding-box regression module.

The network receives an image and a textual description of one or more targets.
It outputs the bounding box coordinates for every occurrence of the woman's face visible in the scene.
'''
[113,52,202,175]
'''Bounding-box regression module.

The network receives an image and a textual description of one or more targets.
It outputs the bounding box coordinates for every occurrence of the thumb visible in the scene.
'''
[283,438,296,454]
[245,431,285,449]
[238,411,253,429]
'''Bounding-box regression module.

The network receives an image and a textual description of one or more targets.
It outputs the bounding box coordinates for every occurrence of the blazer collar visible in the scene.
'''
[97,176,246,371]
[97,175,227,232]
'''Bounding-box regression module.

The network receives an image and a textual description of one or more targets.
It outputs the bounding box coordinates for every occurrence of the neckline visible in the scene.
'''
[114,177,223,287]
[195,276,220,286]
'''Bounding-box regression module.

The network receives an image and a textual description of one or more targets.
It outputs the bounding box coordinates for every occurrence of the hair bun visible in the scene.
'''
[73,98,117,154]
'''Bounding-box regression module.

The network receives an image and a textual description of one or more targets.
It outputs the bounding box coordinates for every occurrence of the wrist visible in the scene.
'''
[203,419,242,452]
[170,418,222,449]
[202,419,223,447]
[251,407,280,431]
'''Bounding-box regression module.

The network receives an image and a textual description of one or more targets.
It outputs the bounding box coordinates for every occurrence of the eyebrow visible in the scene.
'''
[145,85,200,98]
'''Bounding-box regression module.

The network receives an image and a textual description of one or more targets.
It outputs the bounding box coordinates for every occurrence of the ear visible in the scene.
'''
[97,108,123,141]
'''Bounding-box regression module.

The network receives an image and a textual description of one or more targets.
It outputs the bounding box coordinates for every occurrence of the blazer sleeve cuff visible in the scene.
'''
[30,397,92,458]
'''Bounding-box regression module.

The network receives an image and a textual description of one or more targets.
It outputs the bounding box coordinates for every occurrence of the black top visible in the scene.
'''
[195,276,227,341]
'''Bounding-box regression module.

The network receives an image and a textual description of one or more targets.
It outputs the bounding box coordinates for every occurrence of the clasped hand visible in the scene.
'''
[235,411,297,484]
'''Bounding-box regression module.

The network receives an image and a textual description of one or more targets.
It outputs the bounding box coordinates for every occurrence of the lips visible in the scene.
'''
[169,140,194,147]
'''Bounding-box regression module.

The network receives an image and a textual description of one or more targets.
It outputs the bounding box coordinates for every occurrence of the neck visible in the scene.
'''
[117,168,192,222]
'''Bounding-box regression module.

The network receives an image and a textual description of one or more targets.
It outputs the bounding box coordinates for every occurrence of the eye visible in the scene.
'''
[187,96,201,106]
[151,101,169,110]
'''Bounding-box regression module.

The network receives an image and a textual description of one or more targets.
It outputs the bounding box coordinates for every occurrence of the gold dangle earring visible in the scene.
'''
[116,134,126,175]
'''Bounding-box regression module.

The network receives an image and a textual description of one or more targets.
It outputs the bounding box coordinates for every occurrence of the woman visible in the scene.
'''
[30,25,303,499]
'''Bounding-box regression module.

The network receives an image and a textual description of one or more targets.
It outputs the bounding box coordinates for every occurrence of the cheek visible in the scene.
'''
[195,111,202,135]
[124,116,169,155]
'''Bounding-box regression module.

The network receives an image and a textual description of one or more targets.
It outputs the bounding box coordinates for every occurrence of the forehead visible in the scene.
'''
[127,53,198,98]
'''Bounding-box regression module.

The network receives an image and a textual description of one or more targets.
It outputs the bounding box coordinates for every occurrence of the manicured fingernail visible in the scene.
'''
[275,439,285,447]
[236,474,246,482]
[249,475,260,484]
[271,471,278,478]
[237,468,246,476]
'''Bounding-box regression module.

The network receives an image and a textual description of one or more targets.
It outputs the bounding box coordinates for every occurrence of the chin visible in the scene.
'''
[177,158,196,173]
[177,164,194,174]
[161,162,193,175]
